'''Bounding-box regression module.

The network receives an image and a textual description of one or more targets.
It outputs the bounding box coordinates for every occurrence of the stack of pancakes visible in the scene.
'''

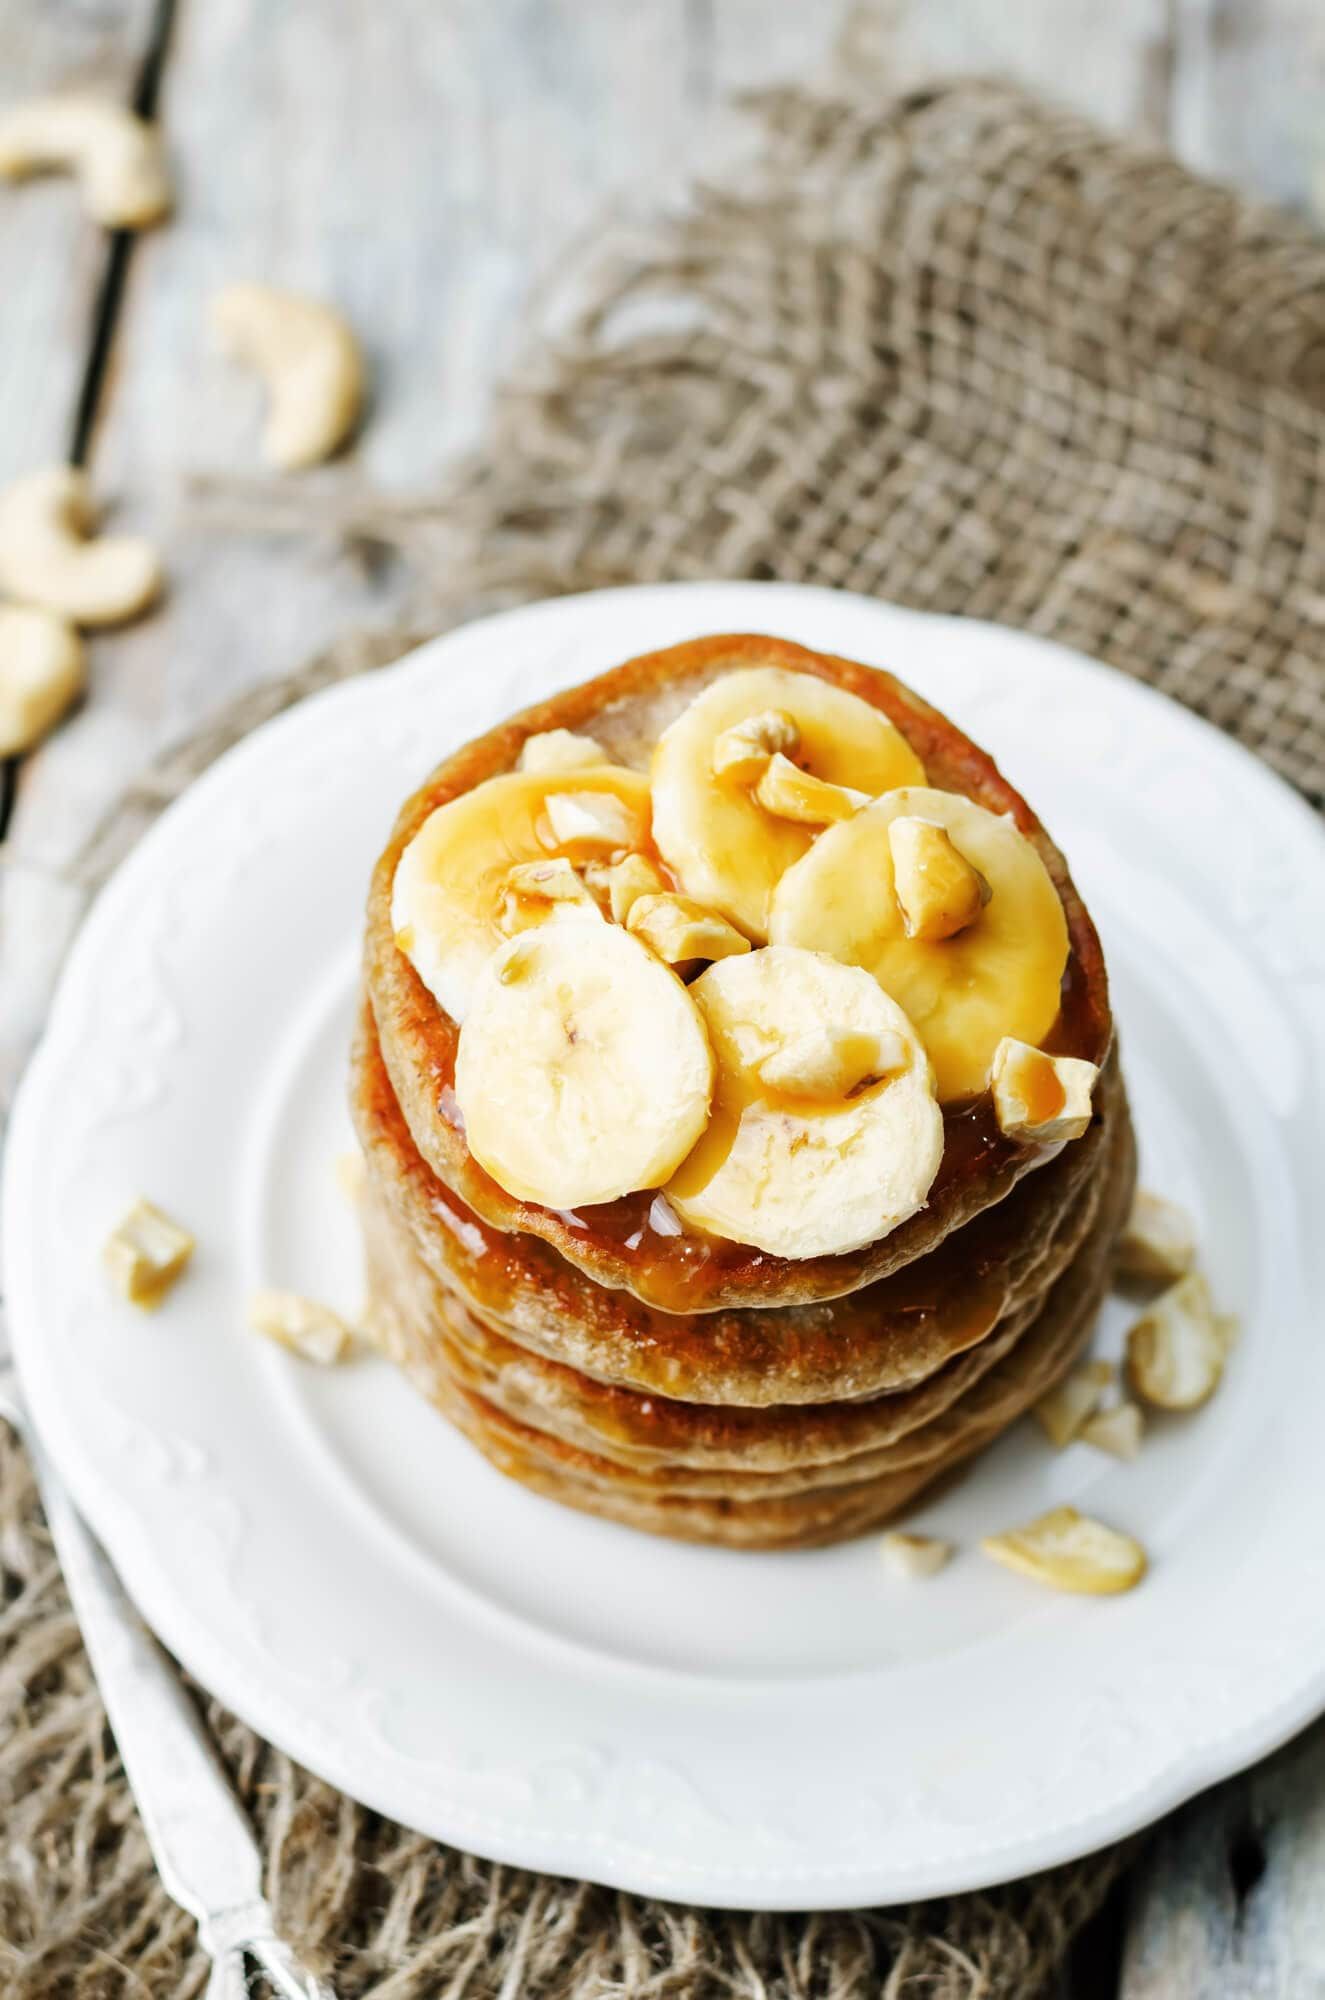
[354,636,1133,1549]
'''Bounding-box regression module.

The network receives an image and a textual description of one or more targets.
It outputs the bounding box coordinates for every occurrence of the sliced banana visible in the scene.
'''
[665,945,942,1259]
[770,786,1068,1101]
[454,923,713,1210]
[392,765,651,1020]
[651,667,925,941]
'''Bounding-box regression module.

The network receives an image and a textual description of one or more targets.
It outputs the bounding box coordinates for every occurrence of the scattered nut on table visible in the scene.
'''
[249,1289,355,1364]
[212,283,365,470]
[0,466,162,626]
[1126,1271,1226,1410]
[1116,1189,1196,1284]
[0,603,85,753]
[982,1505,1147,1595]
[103,1199,195,1308]
[881,1531,954,1578]
[1032,1358,1113,1449]
[0,94,171,227]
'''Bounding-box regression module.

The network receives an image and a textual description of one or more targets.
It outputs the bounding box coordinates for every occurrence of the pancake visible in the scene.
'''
[364,633,1112,1313]
[363,1105,1134,1547]
[352,1005,1125,1405]
[358,1103,1121,1473]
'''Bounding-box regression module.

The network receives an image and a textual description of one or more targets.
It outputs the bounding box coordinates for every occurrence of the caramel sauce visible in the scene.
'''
[390,680,1112,1316]
[1018,1052,1067,1127]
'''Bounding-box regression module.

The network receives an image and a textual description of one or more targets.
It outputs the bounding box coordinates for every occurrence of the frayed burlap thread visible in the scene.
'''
[7,75,1325,1997]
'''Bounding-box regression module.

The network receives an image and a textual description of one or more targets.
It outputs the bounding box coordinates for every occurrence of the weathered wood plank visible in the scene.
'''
[7,0,717,878]
[1121,1716,1325,1997]
[0,0,162,1103]
[818,0,1175,142]
[1171,0,1325,216]
[0,0,160,483]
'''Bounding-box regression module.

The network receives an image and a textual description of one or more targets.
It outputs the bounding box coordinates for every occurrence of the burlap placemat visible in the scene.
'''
[5,76,1325,1999]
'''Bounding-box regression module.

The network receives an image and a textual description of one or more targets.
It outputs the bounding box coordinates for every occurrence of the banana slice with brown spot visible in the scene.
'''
[769,786,1069,1101]
[455,923,714,1210]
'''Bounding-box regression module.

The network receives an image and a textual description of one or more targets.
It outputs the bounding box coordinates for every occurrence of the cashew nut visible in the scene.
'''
[0,603,85,753]
[0,95,170,228]
[212,283,364,469]
[0,467,163,627]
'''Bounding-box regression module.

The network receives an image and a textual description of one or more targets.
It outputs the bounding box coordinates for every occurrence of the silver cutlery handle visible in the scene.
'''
[19,1418,334,1999]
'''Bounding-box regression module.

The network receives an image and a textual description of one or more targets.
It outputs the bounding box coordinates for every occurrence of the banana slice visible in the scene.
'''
[392,765,651,1020]
[651,667,925,941]
[665,945,942,1259]
[454,923,714,1209]
[769,786,1068,1101]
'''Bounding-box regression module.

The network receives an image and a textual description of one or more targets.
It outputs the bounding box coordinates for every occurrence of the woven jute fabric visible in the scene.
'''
[5,76,1325,1998]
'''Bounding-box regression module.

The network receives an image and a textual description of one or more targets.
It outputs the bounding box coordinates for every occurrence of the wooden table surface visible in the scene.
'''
[2,4,1323,1993]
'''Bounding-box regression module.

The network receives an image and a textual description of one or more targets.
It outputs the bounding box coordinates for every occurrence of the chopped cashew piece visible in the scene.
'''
[335,1150,366,1203]
[754,751,868,826]
[517,728,608,775]
[249,1289,354,1364]
[0,467,162,626]
[627,892,751,966]
[888,815,991,940]
[605,851,667,925]
[0,604,84,753]
[0,95,170,227]
[498,859,602,934]
[1116,1189,1197,1285]
[757,1025,906,1100]
[1126,1272,1225,1410]
[990,1038,1098,1145]
[103,1200,195,1308]
[711,707,801,783]
[544,789,639,852]
[982,1506,1147,1595]
[1032,1359,1114,1449]
[212,283,364,470]
[1081,1401,1144,1460]
[881,1531,954,1578]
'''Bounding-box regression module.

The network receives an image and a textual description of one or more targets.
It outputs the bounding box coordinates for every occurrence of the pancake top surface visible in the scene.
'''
[364,633,1111,1311]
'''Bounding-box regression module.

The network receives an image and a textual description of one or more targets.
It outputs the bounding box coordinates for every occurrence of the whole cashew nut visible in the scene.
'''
[212,283,365,469]
[0,603,86,754]
[0,94,171,228]
[0,467,164,627]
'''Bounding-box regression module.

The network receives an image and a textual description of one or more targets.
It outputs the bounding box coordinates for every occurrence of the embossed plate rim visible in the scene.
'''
[5,580,1325,1909]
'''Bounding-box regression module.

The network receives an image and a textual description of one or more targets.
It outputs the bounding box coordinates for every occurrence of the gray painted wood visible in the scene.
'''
[0,0,159,482]
[1120,1716,1325,1998]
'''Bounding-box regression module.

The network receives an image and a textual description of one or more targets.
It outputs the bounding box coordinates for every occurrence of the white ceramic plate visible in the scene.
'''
[6,582,1325,1910]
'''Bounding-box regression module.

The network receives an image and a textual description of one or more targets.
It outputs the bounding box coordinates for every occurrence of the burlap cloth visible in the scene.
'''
[4,77,1325,1998]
